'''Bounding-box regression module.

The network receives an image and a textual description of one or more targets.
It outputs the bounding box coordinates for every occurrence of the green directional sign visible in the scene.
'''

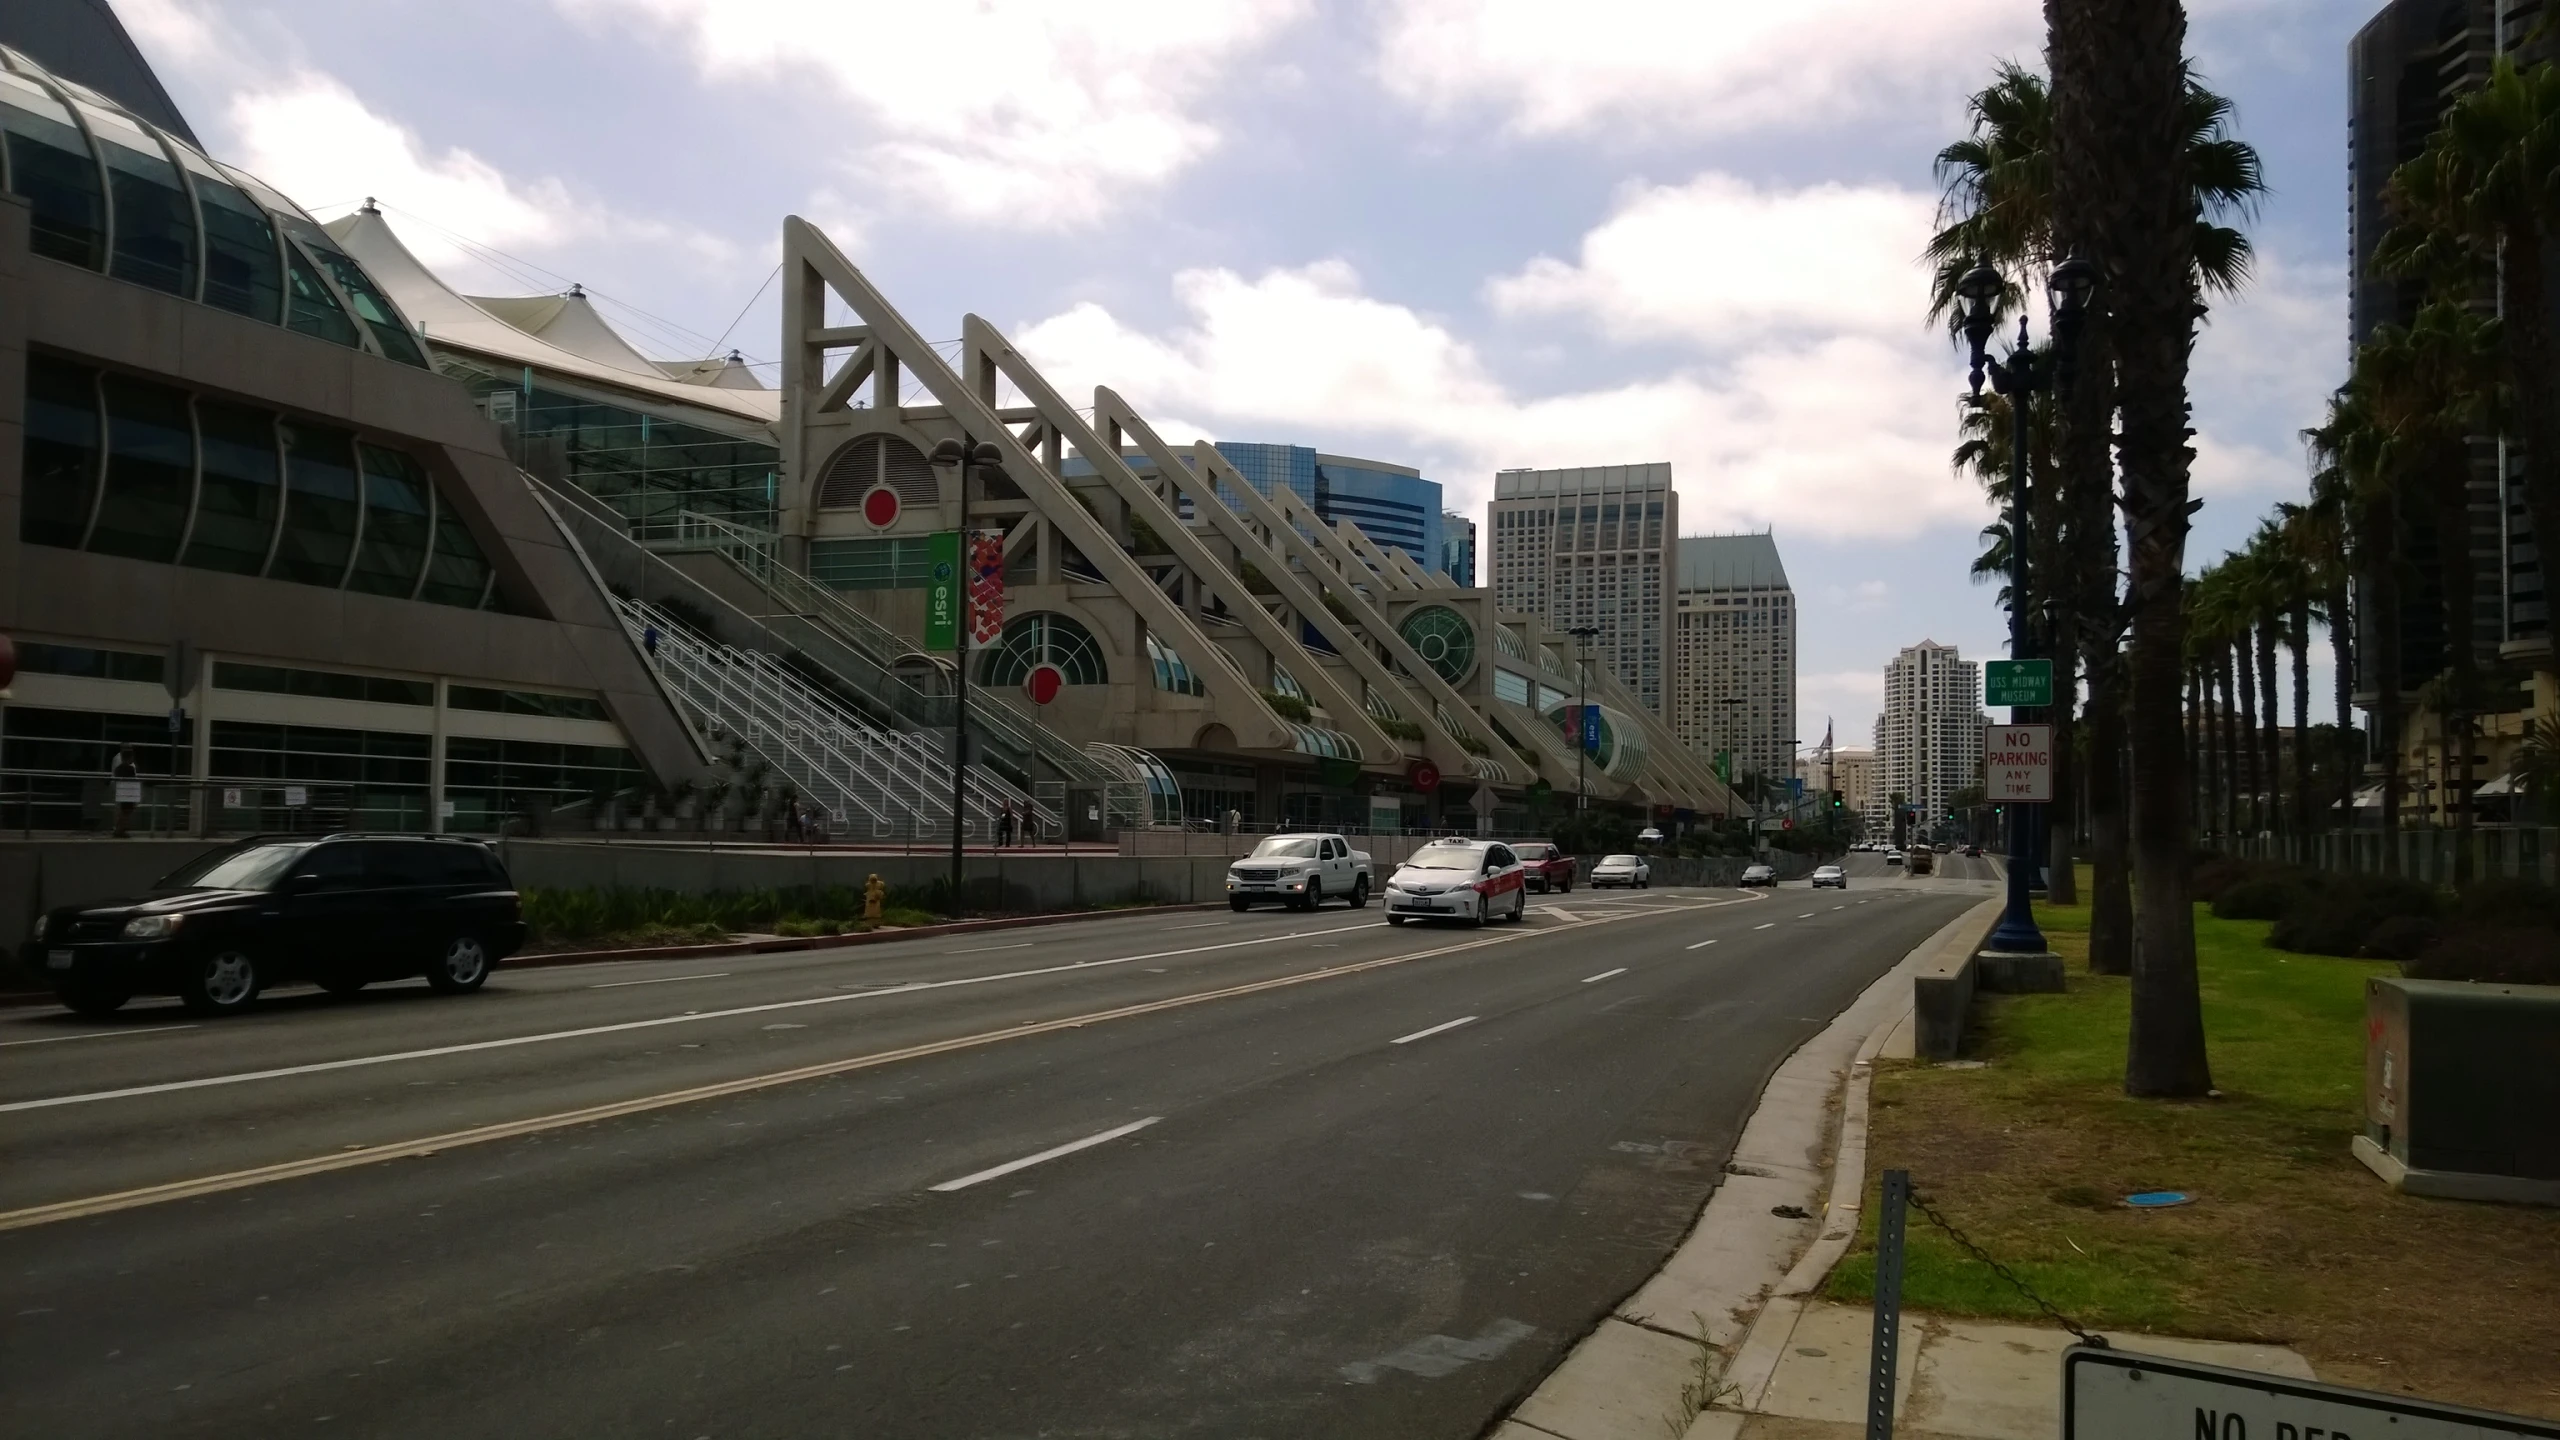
[1986,658,2052,708]
[922,530,961,652]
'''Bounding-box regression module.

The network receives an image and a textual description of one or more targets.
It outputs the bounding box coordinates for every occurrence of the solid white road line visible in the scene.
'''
[588,972,732,990]
[1391,1016,1478,1045]
[1169,920,1227,930]
[928,1117,1162,1193]
[0,1024,198,1049]
[942,941,1033,954]
[1580,968,1627,984]
[1686,939,1719,951]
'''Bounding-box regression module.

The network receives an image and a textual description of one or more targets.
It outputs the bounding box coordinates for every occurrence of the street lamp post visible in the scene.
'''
[1957,255,2093,956]
[1569,625,1599,812]
[930,435,1004,907]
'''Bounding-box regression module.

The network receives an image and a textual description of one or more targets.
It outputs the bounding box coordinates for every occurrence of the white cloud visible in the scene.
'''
[555,0,1306,228]
[1373,0,2035,140]
[2187,250,2345,504]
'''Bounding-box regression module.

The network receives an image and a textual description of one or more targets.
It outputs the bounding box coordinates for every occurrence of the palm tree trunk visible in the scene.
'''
[2370,536,2405,876]
[2436,456,2477,885]
[2257,617,2281,843]
[2238,635,2263,837]
[2503,226,2560,706]
[2087,651,2134,974]
[2328,581,2356,843]
[2290,598,2312,852]
[2219,644,2242,841]
[2050,0,2208,1096]
[2048,639,2081,904]
[2188,654,2208,829]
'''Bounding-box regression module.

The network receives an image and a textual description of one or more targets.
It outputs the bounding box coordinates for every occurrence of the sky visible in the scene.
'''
[116,0,2371,752]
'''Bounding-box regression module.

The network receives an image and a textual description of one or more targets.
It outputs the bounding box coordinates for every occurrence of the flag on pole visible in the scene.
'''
[966,528,1006,645]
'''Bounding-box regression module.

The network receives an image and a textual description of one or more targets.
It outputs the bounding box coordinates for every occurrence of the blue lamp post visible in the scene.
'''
[1957,256,2095,955]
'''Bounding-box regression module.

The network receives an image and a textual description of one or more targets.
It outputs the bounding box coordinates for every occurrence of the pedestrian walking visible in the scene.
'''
[785,794,805,843]
[1222,806,1240,836]
[109,743,140,838]
[641,623,660,658]
[998,799,1015,847]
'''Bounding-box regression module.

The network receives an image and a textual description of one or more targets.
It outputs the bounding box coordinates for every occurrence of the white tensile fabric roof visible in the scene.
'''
[326,208,779,434]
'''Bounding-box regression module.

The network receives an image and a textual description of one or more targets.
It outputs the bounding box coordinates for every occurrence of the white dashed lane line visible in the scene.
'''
[928,1117,1162,1193]
[589,972,732,990]
[1580,969,1627,984]
[1391,1016,1477,1046]
[1755,923,1776,931]
[1686,939,1718,950]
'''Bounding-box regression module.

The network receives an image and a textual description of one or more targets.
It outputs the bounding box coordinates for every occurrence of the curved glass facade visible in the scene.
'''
[0,50,424,367]
[977,612,1108,687]
[1398,604,1477,684]
[19,354,501,610]
[1145,632,1206,696]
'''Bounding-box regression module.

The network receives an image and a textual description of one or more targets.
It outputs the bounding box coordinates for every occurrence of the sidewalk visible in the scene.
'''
[1496,897,2317,1440]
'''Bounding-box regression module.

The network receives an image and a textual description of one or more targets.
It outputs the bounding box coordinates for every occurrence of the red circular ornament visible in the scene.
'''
[861,485,901,528]
[1408,760,1441,793]
[1024,663,1065,706]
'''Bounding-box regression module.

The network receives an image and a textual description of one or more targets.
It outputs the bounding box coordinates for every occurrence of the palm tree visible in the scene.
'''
[2376,56,2560,695]
[2046,0,2217,1096]
[2358,300,2502,880]
[1933,49,2262,992]
[2302,392,2373,845]
[2270,507,2321,845]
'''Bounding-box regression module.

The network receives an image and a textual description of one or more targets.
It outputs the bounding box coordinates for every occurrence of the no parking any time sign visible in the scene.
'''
[1985,723,2053,803]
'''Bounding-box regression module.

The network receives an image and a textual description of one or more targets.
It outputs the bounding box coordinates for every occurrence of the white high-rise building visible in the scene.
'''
[1875,641,1984,830]
[1670,534,1795,786]
[1488,464,1676,720]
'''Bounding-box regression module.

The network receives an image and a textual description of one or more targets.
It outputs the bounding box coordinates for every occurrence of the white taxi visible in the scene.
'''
[1383,839,1529,926]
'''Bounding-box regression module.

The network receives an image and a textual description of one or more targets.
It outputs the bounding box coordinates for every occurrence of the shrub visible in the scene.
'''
[2268,875,2438,958]
[2191,853,2287,903]
[2211,870,2324,922]
[2451,876,2560,931]
[2360,914,2441,963]
[2404,925,2560,985]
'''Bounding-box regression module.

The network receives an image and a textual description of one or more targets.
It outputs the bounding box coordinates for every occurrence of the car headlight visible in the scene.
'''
[121,914,184,940]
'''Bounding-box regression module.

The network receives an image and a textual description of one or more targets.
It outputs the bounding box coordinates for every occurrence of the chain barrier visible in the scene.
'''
[1905,1187,2110,1349]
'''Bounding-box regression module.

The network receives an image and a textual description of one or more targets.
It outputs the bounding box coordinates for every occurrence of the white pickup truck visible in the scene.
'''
[1225,832,1374,911]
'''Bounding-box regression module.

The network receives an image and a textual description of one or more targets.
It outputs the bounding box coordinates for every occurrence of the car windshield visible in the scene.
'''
[1249,838,1321,859]
[158,841,313,892]
[1515,844,1549,858]
[1601,854,1639,865]
[1405,842,1485,871]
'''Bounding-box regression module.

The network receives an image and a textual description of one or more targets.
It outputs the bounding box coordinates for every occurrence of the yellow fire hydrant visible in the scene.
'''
[863,872,886,924]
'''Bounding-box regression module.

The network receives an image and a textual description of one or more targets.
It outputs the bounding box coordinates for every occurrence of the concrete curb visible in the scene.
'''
[1498,896,2002,1440]
[0,900,1233,1007]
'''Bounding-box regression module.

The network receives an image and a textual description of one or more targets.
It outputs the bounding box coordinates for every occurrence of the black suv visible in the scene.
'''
[32,834,528,1017]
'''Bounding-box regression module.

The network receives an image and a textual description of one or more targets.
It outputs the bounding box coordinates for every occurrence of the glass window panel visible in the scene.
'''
[89,373,194,562]
[21,353,101,547]
[16,643,163,683]
[195,178,280,322]
[99,139,194,295]
[0,80,103,268]
[212,660,431,706]
[419,493,495,608]
[307,242,428,367]
[347,443,432,597]
[446,686,610,721]
[272,420,360,585]
[183,400,281,575]
[283,242,361,348]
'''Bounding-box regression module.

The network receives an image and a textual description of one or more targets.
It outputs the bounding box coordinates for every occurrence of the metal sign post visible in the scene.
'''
[1867,1168,1909,1440]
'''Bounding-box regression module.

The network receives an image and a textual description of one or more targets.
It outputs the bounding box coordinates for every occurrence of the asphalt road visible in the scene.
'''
[1,859,1983,1440]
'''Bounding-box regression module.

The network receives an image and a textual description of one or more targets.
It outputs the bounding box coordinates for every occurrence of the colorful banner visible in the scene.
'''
[923,530,960,652]
[967,528,1006,646]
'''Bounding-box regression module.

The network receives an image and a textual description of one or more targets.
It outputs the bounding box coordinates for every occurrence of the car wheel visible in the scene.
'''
[426,934,493,994]
[1507,889,1526,923]
[1560,879,1573,893]
[1230,897,1250,912]
[1350,876,1370,909]
[1472,893,1491,928]
[1298,878,1323,912]
[57,981,130,1018]
[318,974,368,999]
[179,947,263,1016]
[1386,914,1407,926]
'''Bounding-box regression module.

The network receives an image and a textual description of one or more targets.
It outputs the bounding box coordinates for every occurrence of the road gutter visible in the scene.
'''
[1499,896,2001,1440]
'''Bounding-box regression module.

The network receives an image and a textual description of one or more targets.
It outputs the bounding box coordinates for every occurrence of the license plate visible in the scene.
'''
[48,950,74,970]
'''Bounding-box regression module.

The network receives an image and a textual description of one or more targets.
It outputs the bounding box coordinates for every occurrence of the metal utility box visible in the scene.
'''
[2358,977,2560,1204]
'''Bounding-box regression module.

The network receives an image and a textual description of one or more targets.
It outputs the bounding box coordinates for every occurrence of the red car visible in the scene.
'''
[1510,841,1576,893]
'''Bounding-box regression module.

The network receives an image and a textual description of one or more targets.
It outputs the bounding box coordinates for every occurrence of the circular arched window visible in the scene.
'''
[1398,605,1477,684]
[977,612,1108,687]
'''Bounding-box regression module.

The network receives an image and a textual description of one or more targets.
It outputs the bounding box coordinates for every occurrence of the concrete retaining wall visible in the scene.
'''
[492,841,1235,910]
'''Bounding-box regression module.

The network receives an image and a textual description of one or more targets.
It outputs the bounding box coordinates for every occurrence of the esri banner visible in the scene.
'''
[1985,723,2053,802]
[923,530,960,652]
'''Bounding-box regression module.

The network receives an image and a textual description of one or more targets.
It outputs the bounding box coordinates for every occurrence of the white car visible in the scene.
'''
[1591,853,1651,888]
[1383,839,1529,926]
[1635,826,1666,845]
[1226,833,1373,910]
[1811,864,1847,889]
[1885,849,1906,866]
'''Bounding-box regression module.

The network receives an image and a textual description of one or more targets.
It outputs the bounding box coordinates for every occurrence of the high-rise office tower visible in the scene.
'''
[1439,512,1476,586]
[1875,641,1983,828]
[1488,464,1676,720]
[1670,533,1795,785]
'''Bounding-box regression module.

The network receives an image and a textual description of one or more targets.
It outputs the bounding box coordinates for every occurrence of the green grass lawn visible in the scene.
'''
[1822,869,2560,1417]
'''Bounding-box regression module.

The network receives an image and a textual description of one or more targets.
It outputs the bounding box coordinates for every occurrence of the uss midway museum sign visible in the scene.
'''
[2064,1346,2559,1440]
